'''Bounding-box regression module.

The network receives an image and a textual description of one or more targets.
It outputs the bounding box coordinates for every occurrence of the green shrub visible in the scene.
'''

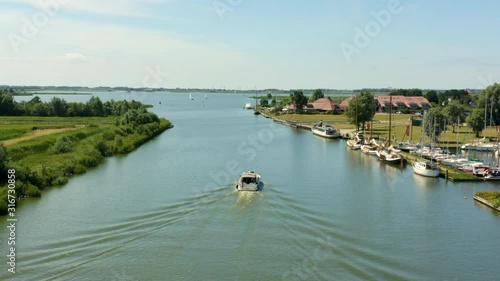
[15,181,41,198]
[49,136,73,154]
[102,130,115,141]
[52,176,68,186]
[74,164,87,174]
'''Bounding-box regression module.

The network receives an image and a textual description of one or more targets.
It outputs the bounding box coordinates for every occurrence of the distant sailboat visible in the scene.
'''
[189,93,194,100]
[205,93,208,99]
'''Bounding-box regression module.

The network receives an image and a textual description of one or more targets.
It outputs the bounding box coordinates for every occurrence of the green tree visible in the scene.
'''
[267,93,272,99]
[259,97,269,107]
[0,93,16,115]
[443,100,468,132]
[312,89,324,101]
[467,83,500,137]
[424,90,439,104]
[344,92,375,131]
[291,91,308,113]
[466,109,485,137]
[423,107,446,143]
[50,97,69,117]
[86,96,105,116]
[481,83,500,126]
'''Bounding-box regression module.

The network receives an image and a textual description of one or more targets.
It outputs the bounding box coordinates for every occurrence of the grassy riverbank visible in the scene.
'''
[474,191,500,210]
[0,116,172,215]
[260,110,499,148]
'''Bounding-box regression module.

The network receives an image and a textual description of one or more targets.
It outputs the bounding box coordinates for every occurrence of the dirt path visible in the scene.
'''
[2,127,82,147]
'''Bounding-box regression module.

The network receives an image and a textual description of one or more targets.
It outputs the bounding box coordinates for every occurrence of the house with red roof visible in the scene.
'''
[286,98,340,113]
[339,95,432,112]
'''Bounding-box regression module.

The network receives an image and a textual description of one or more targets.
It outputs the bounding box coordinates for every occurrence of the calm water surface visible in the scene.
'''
[2,92,500,280]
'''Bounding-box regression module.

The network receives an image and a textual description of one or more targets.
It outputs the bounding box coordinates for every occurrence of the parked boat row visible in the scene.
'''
[461,138,498,151]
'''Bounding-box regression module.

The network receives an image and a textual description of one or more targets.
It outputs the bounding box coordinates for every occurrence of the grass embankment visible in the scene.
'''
[475,191,500,210]
[0,117,172,215]
[261,111,499,147]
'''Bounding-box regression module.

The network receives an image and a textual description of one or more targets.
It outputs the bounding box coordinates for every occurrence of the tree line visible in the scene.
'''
[0,90,147,117]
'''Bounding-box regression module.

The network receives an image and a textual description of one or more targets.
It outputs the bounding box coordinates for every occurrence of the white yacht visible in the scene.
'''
[413,161,440,177]
[236,171,262,191]
[312,123,341,139]
[244,102,252,109]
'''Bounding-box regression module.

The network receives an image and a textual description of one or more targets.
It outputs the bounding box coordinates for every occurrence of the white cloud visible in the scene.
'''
[0,17,253,87]
[63,52,89,63]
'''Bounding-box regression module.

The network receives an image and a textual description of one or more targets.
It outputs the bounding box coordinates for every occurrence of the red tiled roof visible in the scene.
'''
[339,96,354,109]
[341,95,432,109]
[310,98,337,111]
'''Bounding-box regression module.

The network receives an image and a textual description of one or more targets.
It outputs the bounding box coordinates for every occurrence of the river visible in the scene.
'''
[2,92,500,280]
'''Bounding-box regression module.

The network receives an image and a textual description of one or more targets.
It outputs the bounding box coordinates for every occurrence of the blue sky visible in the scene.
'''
[0,0,499,89]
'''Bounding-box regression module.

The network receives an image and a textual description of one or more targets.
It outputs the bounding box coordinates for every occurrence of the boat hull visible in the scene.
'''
[376,150,402,164]
[413,163,440,177]
[236,171,262,191]
[312,128,340,139]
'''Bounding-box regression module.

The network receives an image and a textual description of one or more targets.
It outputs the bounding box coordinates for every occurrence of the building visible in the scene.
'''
[339,95,432,112]
[286,98,339,113]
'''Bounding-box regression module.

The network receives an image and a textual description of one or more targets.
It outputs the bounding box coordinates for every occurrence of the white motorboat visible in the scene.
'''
[312,123,341,139]
[413,161,440,177]
[244,102,252,109]
[484,168,500,180]
[236,171,262,191]
[376,149,402,164]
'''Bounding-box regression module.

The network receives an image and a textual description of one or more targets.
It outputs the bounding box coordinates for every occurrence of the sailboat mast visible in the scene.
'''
[457,116,460,156]
[484,95,488,135]
[388,94,392,146]
[355,94,358,132]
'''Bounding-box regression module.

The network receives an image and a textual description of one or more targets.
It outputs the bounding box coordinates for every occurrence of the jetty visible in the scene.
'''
[474,196,500,212]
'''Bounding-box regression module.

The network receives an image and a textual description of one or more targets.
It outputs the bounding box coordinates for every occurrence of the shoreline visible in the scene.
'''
[474,196,500,212]
[258,109,492,182]
[0,118,173,215]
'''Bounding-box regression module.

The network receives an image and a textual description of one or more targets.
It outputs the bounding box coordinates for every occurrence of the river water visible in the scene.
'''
[2,92,500,280]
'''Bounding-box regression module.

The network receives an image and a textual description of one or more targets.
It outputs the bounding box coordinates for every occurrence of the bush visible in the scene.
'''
[74,164,87,174]
[52,176,68,186]
[49,136,73,154]
[15,181,41,198]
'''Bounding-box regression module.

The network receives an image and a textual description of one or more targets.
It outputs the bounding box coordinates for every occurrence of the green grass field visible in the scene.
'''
[264,112,499,146]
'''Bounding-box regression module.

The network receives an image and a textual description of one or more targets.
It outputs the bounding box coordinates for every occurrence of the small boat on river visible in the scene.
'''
[236,171,262,191]
[312,122,341,139]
